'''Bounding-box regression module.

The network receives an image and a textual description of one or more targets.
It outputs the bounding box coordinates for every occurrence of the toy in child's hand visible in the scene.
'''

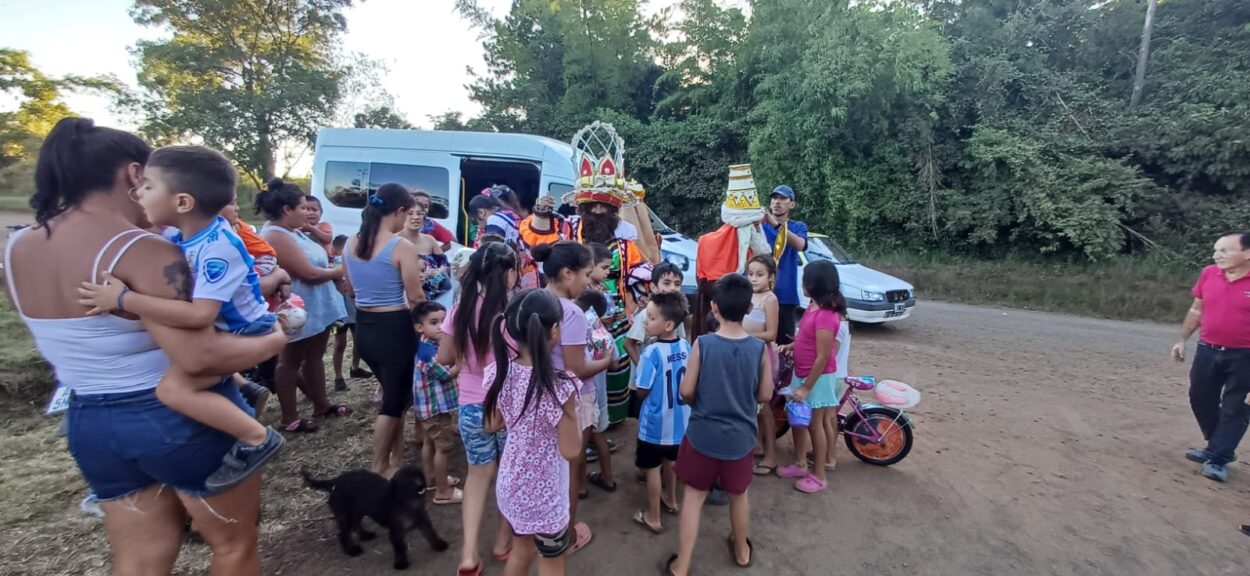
[276,294,306,336]
[872,379,920,409]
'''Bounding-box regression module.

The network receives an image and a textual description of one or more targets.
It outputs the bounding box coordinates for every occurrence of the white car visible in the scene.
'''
[798,233,915,323]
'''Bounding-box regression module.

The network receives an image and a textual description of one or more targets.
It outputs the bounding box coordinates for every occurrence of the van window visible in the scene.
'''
[549,182,573,199]
[324,161,450,211]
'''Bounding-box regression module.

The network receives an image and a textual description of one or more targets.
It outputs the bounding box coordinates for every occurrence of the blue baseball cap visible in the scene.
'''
[771,185,796,200]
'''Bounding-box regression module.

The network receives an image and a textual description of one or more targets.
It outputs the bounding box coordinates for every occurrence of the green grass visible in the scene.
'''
[857,251,1196,322]
[0,301,53,400]
[0,196,32,213]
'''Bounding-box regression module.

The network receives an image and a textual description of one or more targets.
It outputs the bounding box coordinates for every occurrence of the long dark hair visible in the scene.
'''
[531,241,591,283]
[355,183,414,259]
[483,289,568,420]
[255,178,305,221]
[802,260,848,315]
[32,118,151,233]
[453,242,517,363]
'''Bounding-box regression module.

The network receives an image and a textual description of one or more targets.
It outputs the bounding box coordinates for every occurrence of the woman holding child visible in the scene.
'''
[398,190,452,307]
[258,181,349,432]
[7,118,285,574]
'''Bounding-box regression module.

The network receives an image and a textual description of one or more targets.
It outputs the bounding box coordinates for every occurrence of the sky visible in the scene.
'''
[0,0,519,130]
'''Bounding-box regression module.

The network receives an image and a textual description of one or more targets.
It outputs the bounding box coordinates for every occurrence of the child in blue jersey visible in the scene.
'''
[633,292,691,534]
[79,145,284,491]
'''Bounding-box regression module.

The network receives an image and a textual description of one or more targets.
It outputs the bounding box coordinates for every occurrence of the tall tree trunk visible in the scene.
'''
[1129,0,1158,108]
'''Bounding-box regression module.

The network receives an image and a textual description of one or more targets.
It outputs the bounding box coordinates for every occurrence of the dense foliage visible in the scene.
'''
[456,0,1249,261]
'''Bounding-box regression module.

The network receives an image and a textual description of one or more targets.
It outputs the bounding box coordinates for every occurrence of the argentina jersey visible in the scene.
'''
[172,216,269,333]
[636,338,692,445]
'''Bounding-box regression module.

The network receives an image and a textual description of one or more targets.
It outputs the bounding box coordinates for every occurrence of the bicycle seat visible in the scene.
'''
[845,376,876,391]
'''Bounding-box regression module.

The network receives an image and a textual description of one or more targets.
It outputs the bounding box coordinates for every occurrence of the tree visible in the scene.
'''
[130,0,354,185]
[456,0,661,137]
[1129,0,1157,108]
[353,105,413,130]
[1,49,122,169]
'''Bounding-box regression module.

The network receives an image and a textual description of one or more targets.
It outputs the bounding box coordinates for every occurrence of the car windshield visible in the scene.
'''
[807,236,857,264]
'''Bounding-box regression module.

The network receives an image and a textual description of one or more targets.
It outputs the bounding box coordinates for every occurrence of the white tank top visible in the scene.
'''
[6,227,171,395]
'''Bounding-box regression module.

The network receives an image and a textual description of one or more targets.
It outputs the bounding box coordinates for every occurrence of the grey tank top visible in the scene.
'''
[685,334,765,460]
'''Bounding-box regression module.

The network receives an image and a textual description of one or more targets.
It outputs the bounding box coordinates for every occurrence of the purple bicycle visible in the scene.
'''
[772,375,919,466]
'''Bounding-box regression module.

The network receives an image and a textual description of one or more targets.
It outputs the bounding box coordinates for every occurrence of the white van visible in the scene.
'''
[310,128,701,293]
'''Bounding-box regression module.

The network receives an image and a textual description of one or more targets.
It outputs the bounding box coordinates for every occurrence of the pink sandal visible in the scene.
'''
[795,474,827,494]
[776,464,808,479]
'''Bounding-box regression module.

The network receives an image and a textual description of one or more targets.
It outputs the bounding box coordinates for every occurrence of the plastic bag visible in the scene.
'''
[786,400,812,429]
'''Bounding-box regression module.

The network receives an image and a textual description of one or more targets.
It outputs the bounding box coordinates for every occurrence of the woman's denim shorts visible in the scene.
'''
[67,379,250,501]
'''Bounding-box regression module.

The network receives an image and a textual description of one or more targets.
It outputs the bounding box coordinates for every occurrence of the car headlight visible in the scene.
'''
[861,291,885,302]
[840,286,863,301]
[662,250,689,271]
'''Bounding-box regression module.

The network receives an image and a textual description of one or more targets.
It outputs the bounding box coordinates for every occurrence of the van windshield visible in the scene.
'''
[649,210,676,235]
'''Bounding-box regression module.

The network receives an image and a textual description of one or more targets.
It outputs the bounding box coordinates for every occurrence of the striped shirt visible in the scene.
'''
[636,338,692,446]
[171,217,269,333]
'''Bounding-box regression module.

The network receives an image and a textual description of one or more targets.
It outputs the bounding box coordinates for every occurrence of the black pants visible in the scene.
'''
[355,309,417,417]
[777,304,798,345]
[1189,343,1250,465]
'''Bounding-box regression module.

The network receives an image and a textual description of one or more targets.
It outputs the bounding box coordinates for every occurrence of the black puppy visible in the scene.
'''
[303,465,449,570]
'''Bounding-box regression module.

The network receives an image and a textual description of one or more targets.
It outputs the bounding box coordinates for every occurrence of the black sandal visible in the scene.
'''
[726,536,753,568]
[661,553,678,576]
[588,471,617,492]
[322,404,352,417]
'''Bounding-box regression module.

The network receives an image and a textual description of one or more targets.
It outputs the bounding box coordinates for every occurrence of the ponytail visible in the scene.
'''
[453,242,518,362]
[531,241,591,282]
[32,118,151,234]
[355,183,415,260]
[483,289,563,420]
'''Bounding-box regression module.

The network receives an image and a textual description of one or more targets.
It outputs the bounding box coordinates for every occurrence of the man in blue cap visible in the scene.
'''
[761,184,808,344]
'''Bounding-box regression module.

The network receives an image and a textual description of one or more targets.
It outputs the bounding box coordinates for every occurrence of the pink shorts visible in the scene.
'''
[674,438,754,495]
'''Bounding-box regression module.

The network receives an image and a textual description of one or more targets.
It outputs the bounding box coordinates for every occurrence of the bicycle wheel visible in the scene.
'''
[843,406,913,466]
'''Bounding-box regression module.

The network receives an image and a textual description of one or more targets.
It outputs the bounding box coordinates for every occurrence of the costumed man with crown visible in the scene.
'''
[564,122,654,331]
[564,122,654,427]
[693,164,771,336]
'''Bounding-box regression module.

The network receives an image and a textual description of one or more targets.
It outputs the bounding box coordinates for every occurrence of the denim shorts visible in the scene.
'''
[67,379,251,501]
[458,403,506,466]
[233,312,278,336]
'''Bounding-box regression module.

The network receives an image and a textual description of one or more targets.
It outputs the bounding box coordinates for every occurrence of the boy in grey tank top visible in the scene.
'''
[668,274,772,575]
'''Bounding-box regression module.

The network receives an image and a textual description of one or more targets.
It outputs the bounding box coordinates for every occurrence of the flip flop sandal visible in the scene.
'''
[753,464,777,476]
[322,404,352,417]
[492,546,512,562]
[447,475,462,488]
[282,418,318,433]
[432,487,464,505]
[567,522,593,555]
[588,471,617,492]
[661,554,679,576]
[456,562,483,576]
[633,510,664,535]
[662,500,680,515]
[726,536,754,568]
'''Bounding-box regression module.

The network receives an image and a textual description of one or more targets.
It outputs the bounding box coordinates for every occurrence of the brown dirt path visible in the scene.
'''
[2,300,1248,575]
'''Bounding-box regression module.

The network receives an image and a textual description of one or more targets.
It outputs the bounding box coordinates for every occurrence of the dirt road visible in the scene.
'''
[4,300,1248,575]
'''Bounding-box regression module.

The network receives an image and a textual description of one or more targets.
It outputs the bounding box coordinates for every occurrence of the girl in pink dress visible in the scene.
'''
[483,289,583,575]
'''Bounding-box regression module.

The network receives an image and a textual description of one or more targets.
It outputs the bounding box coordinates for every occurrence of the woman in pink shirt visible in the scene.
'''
[777,260,847,494]
[437,242,518,576]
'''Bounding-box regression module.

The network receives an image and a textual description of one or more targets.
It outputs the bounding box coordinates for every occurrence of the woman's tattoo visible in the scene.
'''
[163,259,193,301]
